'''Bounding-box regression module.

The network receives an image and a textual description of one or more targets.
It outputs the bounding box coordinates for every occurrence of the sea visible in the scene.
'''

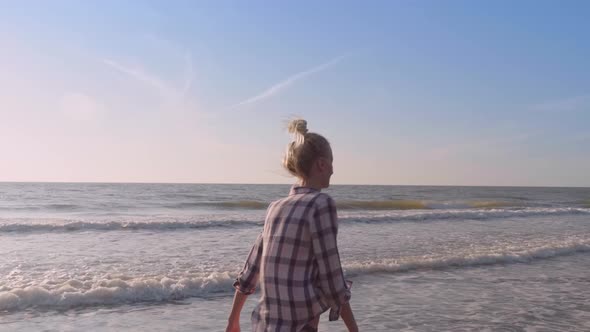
[1,182,589,331]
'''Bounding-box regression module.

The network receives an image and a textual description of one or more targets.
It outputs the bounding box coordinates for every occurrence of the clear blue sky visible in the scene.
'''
[1,0,589,186]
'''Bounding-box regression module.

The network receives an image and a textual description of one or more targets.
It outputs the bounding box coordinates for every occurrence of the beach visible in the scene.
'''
[1,183,590,331]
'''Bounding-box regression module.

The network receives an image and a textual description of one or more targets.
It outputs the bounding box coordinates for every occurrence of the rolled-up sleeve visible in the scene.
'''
[233,232,263,295]
[309,194,351,321]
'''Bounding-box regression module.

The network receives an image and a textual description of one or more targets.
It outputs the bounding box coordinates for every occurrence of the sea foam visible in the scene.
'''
[0,272,234,311]
[343,237,590,276]
[2,237,588,311]
[1,207,588,233]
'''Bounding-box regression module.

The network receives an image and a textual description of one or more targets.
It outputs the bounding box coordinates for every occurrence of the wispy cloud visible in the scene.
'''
[181,51,194,98]
[102,58,177,100]
[530,94,590,113]
[230,54,349,108]
[142,33,195,98]
[102,36,194,104]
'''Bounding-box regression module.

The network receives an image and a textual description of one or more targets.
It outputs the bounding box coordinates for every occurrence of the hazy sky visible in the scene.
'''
[1,1,589,186]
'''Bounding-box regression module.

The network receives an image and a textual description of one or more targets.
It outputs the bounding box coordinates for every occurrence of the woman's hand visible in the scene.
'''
[341,302,359,332]
[227,290,248,332]
[225,320,240,332]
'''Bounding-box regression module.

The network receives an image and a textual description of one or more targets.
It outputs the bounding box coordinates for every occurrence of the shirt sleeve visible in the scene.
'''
[309,194,351,321]
[233,231,263,295]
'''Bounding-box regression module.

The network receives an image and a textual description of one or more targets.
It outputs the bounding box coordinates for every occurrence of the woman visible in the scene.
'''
[226,119,358,332]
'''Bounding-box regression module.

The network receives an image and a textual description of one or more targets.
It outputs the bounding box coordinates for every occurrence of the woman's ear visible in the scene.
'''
[316,157,328,172]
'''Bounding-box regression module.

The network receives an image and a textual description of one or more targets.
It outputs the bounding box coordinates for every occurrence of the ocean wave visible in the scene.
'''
[337,200,428,210]
[176,199,520,211]
[468,201,516,208]
[0,219,263,233]
[0,272,235,311]
[343,237,590,276]
[338,200,520,210]
[44,204,81,210]
[169,201,269,210]
[0,199,523,213]
[338,207,590,223]
[1,238,589,311]
[1,207,588,233]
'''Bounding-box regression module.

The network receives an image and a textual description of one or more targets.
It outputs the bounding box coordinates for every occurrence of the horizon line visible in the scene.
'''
[0,180,588,189]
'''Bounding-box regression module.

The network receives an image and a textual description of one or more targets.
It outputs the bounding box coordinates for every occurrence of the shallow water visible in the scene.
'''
[1,183,589,331]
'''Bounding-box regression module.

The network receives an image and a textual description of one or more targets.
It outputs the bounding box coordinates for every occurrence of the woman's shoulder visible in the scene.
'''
[272,191,332,206]
[304,192,335,210]
[314,192,334,204]
[269,188,335,212]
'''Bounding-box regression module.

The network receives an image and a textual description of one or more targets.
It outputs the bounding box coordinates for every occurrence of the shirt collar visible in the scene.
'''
[289,184,320,195]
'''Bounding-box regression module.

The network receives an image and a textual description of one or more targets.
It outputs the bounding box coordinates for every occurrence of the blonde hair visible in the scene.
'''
[283,119,331,179]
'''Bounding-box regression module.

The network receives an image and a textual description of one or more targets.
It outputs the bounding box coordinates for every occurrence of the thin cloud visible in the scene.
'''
[142,33,195,98]
[181,51,194,98]
[102,50,194,103]
[102,59,176,99]
[230,54,349,108]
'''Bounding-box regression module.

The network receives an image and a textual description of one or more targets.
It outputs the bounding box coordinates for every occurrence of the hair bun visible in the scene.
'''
[288,119,308,135]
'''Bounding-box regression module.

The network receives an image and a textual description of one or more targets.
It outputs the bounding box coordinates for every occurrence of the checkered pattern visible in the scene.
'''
[234,186,351,332]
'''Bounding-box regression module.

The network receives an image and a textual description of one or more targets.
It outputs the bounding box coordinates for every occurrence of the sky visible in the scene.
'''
[1,0,589,186]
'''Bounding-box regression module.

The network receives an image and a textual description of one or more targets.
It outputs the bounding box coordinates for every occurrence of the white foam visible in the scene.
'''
[2,237,589,311]
[1,207,588,233]
[0,272,235,311]
[343,237,590,276]
[0,218,263,233]
[338,207,590,224]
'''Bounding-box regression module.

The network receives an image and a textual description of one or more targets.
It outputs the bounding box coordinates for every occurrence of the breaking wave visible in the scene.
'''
[1,207,588,233]
[1,237,589,311]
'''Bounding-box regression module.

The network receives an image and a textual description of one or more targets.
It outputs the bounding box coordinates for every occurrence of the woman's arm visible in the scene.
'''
[309,194,354,322]
[227,232,264,331]
[226,290,249,332]
[340,301,359,332]
[233,232,264,295]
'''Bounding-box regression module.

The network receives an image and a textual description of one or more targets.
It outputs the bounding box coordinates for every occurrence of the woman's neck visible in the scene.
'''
[299,178,323,191]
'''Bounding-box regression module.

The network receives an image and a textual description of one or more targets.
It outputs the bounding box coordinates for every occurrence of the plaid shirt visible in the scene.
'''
[234,186,352,332]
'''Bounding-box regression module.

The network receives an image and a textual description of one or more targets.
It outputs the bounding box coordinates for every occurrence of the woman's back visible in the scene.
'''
[257,187,327,327]
[227,119,357,332]
[235,186,350,331]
